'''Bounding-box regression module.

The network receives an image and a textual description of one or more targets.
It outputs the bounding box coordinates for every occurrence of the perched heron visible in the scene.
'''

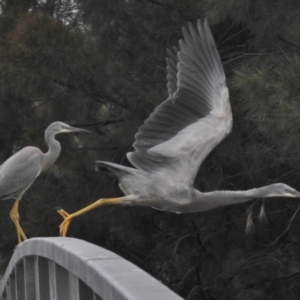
[58,20,300,237]
[0,121,87,244]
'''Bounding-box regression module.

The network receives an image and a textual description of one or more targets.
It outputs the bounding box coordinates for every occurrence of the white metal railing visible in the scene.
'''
[0,237,184,300]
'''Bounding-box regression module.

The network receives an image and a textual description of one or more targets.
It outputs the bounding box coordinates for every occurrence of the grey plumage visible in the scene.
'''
[0,121,87,243]
[58,20,300,237]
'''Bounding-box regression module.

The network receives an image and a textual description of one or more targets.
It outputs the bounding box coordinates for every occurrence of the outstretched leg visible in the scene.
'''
[57,197,122,237]
[10,199,27,244]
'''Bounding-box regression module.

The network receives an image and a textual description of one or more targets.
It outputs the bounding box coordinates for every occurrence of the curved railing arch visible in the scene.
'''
[0,237,183,300]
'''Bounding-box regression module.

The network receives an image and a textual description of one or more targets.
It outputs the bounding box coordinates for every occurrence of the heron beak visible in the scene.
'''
[293,190,300,197]
[67,126,90,133]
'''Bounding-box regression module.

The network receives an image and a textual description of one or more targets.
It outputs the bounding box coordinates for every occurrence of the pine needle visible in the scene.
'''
[245,209,255,234]
[258,201,267,223]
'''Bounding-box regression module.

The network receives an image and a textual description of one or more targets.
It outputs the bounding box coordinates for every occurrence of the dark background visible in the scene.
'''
[1,0,300,299]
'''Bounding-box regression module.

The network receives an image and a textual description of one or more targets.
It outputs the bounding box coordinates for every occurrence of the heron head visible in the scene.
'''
[48,121,89,135]
[267,183,300,198]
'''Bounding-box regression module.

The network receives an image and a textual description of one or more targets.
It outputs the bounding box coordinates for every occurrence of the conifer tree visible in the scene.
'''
[0,1,300,299]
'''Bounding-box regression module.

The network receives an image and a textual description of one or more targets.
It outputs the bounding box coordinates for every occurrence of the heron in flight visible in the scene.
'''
[58,20,300,237]
[0,121,87,244]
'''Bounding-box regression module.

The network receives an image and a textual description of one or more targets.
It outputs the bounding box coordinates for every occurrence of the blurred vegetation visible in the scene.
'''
[0,0,300,299]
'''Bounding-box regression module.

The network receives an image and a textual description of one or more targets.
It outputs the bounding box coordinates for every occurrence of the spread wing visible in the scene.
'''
[127,20,232,185]
[0,147,42,199]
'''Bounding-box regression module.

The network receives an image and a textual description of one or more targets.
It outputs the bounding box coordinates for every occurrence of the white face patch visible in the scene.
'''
[60,128,71,133]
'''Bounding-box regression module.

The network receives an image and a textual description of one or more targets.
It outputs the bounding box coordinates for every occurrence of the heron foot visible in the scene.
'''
[57,209,72,237]
[16,226,27,244]
[57,198,122,237]
[10,199,27,244]
[11,215,27,244]
[57,209,70,219]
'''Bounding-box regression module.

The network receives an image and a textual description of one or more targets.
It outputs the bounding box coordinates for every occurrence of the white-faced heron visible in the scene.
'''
[0,121,88,243]
[58,20,300,237]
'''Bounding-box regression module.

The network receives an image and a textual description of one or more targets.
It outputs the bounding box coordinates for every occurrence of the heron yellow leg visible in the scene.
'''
[10,200,27,244]
[58,197,122,237]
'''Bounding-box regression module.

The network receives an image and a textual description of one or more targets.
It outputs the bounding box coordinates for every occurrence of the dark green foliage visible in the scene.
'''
[0,0,300,299]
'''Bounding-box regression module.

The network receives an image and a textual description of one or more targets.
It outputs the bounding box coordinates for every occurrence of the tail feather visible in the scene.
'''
[96,161,136,177]
[96,160,139,196]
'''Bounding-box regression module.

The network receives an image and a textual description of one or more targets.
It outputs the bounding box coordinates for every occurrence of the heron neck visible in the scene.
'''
[182,187,271,213]
[42,130,61,171]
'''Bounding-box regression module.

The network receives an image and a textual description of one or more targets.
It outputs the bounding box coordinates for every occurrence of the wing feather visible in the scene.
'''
[0,147,42,199]
[127,20,232,184]
[166,47,179,96]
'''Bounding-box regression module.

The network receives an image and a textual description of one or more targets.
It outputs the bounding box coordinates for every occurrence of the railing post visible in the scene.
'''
[68,273,80,300]
[15,261,25,300]
[23,257,36,300]
[35,257,50,300]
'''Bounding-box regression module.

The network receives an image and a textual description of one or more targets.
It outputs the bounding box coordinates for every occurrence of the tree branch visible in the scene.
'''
[277,36,300,50]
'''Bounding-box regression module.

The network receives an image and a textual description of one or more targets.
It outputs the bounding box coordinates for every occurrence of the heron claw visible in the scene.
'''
[59,219,71,237]
[57,208,71,219]
[57,208,72,237]
[16,228,27,244]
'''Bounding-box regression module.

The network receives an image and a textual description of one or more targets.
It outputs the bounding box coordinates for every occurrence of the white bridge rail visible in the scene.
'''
[0,237,183,300]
